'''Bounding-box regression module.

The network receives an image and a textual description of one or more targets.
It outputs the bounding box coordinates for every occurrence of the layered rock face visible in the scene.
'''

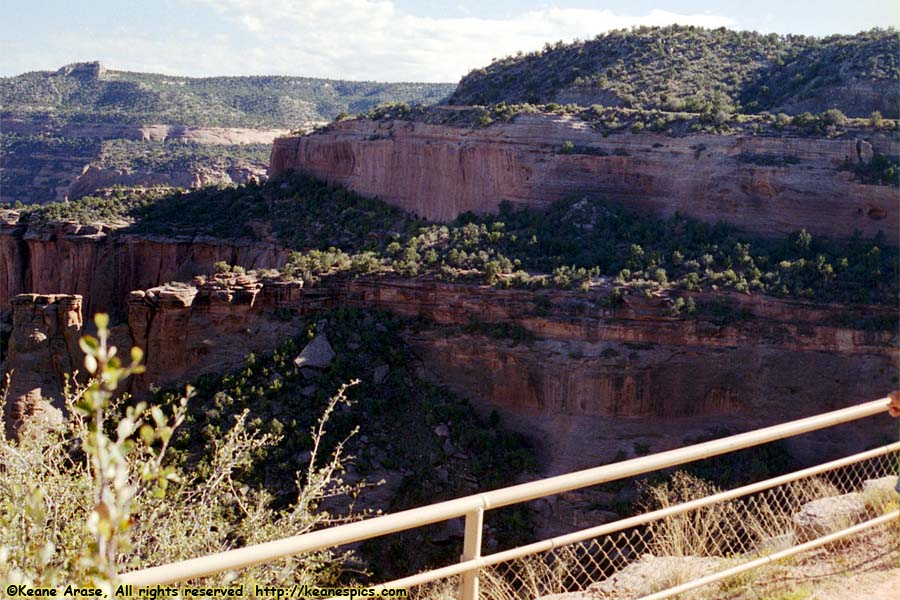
[114,277,899,433]
[2,204,897,471]
[132,276,899,472]
[1,144,270,206]
[270,115,899,243]
[2,294,83,438]
[3,272,895,472]
[0,277,311,435]
[1,119,280,205]
[1,118,289,145]
[65,163,267,201]
[332,279,899,472]
[0,212,290,317]
[127,275,306,391]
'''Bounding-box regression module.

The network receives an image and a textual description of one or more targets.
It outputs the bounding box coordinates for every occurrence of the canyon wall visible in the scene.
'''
[0,211,290,317]
[136,275,900,473]
[65,163,266,201]
[127,276,308,390]
[1,119,281,204]
[1,118,289,145]
[2,218,896,471]
[1,148,269,206]
[117,276,899,397]
[3,294,83,438]
[5,272,894,472]
[331,279,899,471]
[270,115,899,243]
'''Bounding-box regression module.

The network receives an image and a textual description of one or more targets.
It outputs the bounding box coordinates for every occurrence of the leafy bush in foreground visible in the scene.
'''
[0,315,361,588]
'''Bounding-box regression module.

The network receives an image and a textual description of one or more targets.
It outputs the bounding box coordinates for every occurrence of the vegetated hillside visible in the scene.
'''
[361,100,900,138]
[155,306,535,578]
[0,134,102,202]
[450,26,899,118]
[1,62,455,128]
[0,133,272,204]
[94,138,271,172]
[0,61,454,204]
[9,174,898,309]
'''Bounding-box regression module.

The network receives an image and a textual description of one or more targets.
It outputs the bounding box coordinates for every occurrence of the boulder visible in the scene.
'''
[860,476,900,511]
[537,554,719,599]
[442,438,456,456]
[589,555,719,598]
[372,364,390,384]
[862,476,897,494]
[293,334,335,369]
[792,492,866,542]
[300,367,322,379]
[857,139,874,164]
[430,516,465,543]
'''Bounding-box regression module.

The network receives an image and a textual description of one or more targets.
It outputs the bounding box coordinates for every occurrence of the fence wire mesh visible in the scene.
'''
[405,446,900,600]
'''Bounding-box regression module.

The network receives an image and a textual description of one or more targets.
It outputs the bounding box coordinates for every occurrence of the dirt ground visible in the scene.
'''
[811,567,900,600]
[751,525,900,600]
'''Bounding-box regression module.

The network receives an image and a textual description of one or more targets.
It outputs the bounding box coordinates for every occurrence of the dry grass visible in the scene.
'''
[406,465,899,600]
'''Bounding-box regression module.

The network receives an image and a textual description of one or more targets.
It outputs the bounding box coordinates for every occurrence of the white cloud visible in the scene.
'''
[188,1,736,81]
[3,2,736,81]
[238,15,265,33]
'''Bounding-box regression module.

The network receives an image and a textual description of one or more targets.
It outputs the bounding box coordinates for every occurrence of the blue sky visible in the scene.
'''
[2,1,897,82]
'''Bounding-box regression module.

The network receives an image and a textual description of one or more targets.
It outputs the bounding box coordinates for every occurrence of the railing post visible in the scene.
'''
[459,507,484,600]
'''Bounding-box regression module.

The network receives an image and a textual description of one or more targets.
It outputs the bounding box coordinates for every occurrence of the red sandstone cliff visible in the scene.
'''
[65,163,266,201]
[329,278,898,469]
[269,115,899,243]
[0,211,291,317]
[2,294,83,438]
[121,276,898,471]
[2,206,897,471]
[3,274,896,471]
[112,275,898,395]
[127,275,307,390]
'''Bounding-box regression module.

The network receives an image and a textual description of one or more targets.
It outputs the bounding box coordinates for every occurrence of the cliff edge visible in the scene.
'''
[270,114,899,243]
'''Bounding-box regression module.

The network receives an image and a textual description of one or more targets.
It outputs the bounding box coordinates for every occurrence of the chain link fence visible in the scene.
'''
[406,444,900,600]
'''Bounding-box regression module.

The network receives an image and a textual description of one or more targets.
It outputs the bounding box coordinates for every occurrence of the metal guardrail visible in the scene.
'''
[374,440,900,595]
[120,396,897,599]
[638,509,900,600]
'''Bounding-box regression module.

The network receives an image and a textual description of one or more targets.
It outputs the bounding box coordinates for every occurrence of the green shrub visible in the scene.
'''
[16,175,898,307]
[820,108,847,126]
[448,26,898,119]
[0,315,358,588]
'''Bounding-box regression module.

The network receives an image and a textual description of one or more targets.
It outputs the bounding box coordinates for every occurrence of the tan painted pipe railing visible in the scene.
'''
[638,509,900,600]
[371,439,900,592]
[120,396,894,598]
